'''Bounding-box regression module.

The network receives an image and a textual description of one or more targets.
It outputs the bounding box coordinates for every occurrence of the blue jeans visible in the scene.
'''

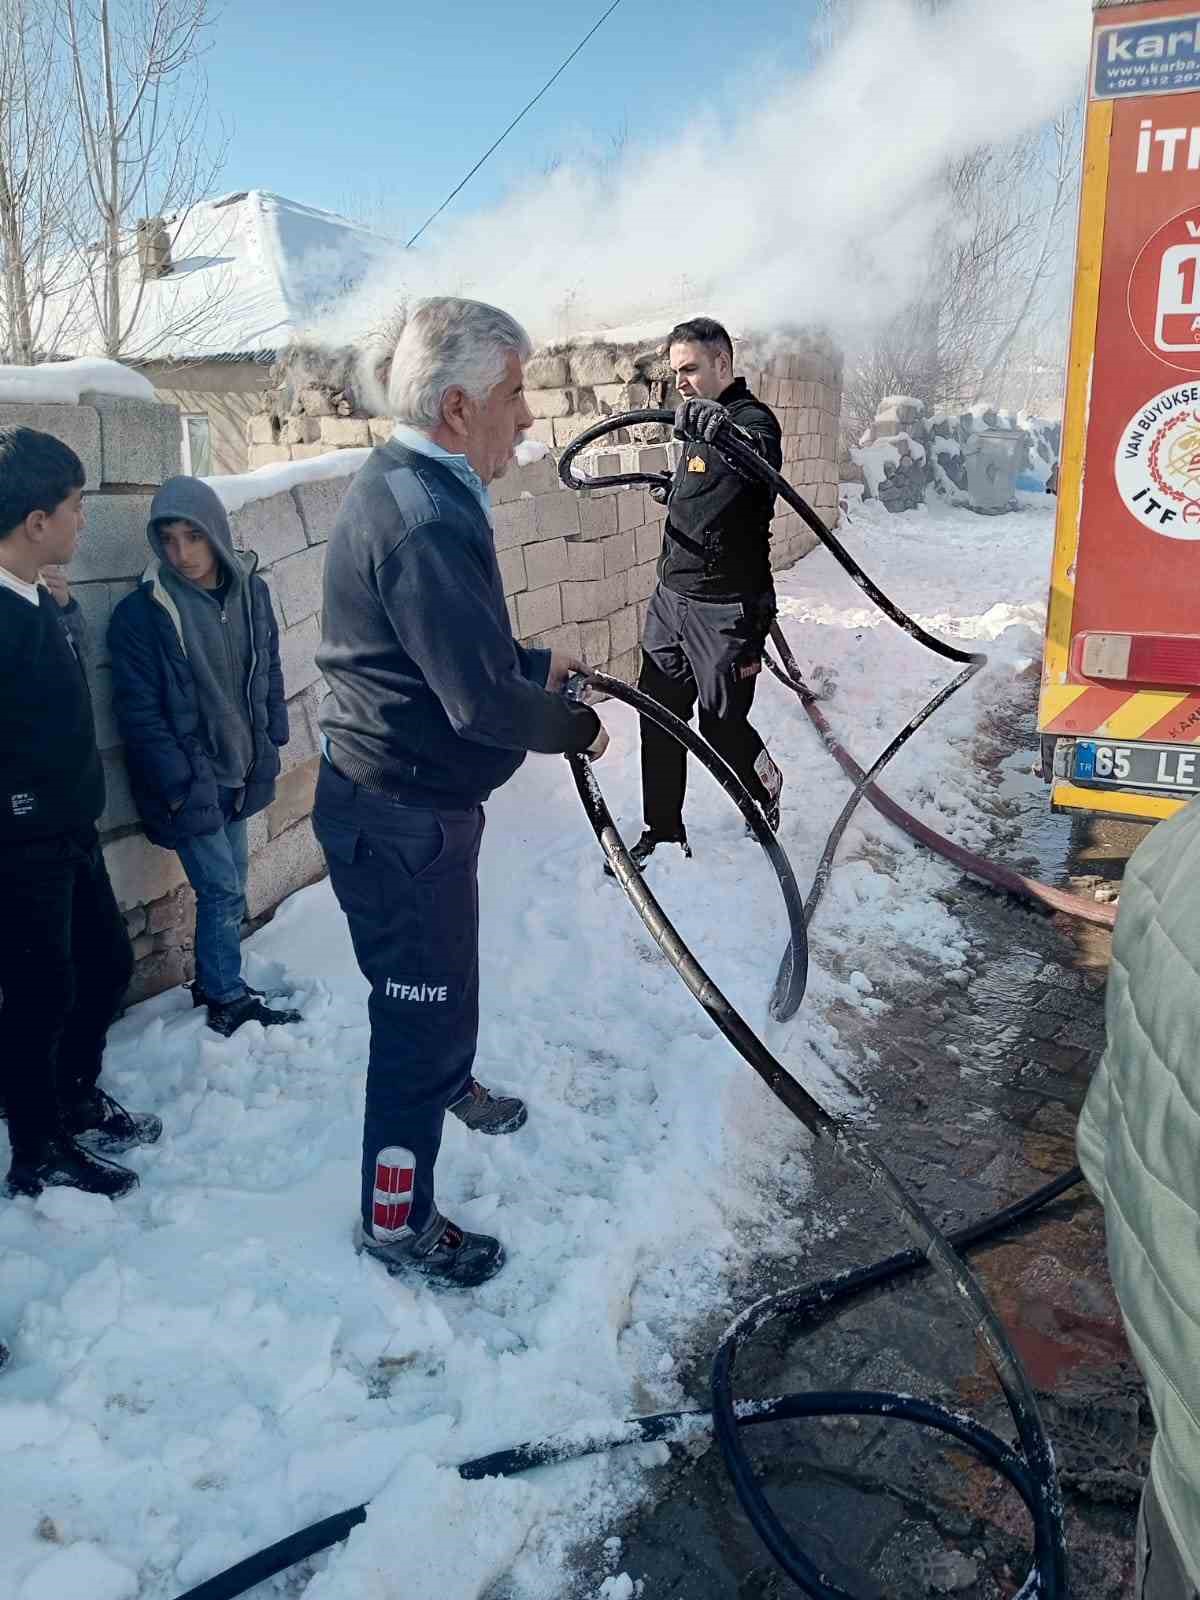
[177,789,250,1004]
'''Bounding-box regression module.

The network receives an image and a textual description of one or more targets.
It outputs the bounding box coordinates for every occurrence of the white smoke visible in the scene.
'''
[315,0,1093,352]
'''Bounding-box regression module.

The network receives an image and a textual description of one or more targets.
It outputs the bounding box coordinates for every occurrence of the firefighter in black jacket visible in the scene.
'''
[627,318,785,867]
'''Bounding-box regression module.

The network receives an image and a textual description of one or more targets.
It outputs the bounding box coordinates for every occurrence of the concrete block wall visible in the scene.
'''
[19,331,841,1003]
[240,331,843,685]
[13,393,330,1005]
[243,330,845,507]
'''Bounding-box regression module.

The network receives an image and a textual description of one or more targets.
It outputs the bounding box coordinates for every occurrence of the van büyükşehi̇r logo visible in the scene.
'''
[1115,382,1200,540]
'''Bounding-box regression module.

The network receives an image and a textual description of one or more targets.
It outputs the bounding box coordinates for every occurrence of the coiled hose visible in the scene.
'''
[173,415,1092,1600]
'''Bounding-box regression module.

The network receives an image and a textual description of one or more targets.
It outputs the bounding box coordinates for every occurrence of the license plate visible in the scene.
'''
[1073,739,1200,793]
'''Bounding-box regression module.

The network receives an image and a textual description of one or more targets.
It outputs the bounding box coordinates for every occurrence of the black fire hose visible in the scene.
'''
[557,407,989,930]
[171,416,1086,1600]
[562,677,1072,1600]
[556,413,1074,1596]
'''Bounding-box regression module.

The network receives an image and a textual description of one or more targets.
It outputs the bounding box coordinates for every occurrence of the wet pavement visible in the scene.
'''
[575,686,1152,1598]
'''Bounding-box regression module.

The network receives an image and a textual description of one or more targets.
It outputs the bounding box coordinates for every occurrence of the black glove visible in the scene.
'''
[674,397,731,444]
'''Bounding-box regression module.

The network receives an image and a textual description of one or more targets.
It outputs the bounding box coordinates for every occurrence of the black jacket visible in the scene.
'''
[658,379,783,603]
[108,550,288,849]
[0,588,103,845]
[317,440,600,808]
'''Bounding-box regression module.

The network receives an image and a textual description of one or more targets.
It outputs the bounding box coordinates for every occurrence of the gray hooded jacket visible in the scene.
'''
[148,476,256,793]
[108,477,288,849]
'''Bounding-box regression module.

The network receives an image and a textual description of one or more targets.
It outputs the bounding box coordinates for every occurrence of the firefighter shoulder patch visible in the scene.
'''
[687,455,706,474]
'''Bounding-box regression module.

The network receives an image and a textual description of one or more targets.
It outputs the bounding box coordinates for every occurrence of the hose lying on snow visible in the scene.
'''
[765,621,1117,932]
[565,677,1074,1600]
[174,1169,1083,1600]
[172,415,1096,1600]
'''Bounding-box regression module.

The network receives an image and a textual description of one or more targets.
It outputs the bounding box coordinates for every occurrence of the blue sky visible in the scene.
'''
[204,0,822,241]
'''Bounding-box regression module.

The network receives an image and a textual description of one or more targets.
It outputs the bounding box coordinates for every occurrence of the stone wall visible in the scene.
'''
[21,330,841,1004]
[852,395,1061,513]
[244,330,843,493]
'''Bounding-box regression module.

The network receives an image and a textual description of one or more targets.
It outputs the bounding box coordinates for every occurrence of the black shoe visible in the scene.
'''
[356,1211,505,1288]
[205,992,303,1038]
[448,1078,527,1135]
[0,1340,10,1373]
[5,1134,139,1200]
[191,980,263,1008]
[755,751,783,833]
[604,828,692,875]
[65,1088,162,1156]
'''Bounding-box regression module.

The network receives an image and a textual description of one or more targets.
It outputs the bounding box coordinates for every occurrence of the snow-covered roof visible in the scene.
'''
[51,190,400,365]
[0,356,156,404]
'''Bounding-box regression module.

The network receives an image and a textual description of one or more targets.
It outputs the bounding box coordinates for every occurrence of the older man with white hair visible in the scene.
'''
[314,297,608,1289]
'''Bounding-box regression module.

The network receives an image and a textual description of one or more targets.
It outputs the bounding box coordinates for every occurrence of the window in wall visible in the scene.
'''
[181,413,213,476]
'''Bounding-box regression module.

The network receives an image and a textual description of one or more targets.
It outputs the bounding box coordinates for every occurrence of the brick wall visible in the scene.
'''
[242,329,844,688]
[244,329,843,500]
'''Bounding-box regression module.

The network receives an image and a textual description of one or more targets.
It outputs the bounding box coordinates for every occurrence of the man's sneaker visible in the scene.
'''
[191,980,264,1008]
[449,1078,527,1135]
[356,1211,505,1288]
[65,1088,162,1156]
[205,992,302,1038]
[5,1134,139,1200]
[604,828,692,876]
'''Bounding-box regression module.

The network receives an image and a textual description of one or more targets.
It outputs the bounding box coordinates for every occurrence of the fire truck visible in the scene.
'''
[1040,0,1200,823]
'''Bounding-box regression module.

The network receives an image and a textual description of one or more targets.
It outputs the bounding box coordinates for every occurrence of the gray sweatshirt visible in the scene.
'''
[148,476,256,795]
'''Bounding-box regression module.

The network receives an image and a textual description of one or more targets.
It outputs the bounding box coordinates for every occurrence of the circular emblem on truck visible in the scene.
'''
[1128,206,1200,376]
[1115,382,1200,540]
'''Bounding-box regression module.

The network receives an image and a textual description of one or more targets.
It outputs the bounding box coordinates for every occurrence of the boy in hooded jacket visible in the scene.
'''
[108,477,302,1038]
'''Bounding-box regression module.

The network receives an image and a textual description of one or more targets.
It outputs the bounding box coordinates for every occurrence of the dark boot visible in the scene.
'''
[448,1078,527,1135]
[205,992,302,1038]
[755,750,783,833]
[0,1340,9,1373]
[356,1211,504,1288]
[5,1134,139,1200]
[604,827,692,876]
[64,1088,162,1156]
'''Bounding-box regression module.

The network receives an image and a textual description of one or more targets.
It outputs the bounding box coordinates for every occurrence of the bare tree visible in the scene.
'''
[60,0,229,360]
[816,0,1081,434]
[842,106,1082,444]
[972,104,1081,402]
[0,0,85,363]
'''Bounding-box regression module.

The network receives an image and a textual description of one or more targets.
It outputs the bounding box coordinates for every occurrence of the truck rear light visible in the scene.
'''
[1079,634,1131,679]
[1079,633,1200,687]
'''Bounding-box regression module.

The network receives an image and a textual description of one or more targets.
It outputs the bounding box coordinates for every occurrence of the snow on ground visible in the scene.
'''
[0,487,1057,1600]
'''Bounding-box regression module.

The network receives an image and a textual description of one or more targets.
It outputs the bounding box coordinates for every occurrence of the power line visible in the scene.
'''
[404,0,626,250]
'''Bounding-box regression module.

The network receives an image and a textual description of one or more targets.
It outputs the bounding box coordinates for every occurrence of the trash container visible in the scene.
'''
[962,428,1024,514]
